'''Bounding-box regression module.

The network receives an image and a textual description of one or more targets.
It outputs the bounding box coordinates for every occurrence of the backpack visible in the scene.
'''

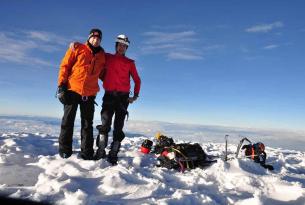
[242,142,266,163]
[152,135,214,172]
[153,135,175,154]
[157,143,208,171]
[241,141,274,170]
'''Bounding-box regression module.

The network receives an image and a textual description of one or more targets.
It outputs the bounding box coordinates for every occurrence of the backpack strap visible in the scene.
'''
[251,146,255,160]
[171,147,191,169]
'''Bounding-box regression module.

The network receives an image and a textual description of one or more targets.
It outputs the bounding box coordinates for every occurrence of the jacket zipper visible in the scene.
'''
[91,57,96,75]
[81,52,92,95]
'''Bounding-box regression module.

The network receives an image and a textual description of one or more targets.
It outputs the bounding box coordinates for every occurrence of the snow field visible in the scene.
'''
[0,117,305,204]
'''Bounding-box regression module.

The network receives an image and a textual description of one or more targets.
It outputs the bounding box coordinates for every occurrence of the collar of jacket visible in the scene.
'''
[86,41,102,55]
[115,52,126,57]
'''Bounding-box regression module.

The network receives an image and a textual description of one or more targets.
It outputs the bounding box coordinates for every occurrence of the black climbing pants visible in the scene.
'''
[58,91,95,156]
[98,92,129,142]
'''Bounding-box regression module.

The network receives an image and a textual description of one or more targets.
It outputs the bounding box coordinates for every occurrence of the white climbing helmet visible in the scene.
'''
[115,34,130,46]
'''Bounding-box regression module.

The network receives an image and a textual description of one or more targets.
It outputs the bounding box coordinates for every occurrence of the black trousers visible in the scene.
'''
[58,91,95,156]
[99,92,129,142]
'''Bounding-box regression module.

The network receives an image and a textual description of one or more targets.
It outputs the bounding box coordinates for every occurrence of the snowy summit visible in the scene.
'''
[0,116,304,205]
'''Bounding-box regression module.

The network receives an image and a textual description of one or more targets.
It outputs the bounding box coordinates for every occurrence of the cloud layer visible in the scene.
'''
[0,30,70,67]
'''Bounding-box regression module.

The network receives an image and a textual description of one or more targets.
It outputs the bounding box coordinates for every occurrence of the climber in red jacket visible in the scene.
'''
[95,34,141,165]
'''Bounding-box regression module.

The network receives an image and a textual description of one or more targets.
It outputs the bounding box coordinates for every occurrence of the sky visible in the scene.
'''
[0,0,305,131]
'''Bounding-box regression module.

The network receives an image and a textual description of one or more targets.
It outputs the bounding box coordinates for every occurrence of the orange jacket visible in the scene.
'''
[58,43,106,96]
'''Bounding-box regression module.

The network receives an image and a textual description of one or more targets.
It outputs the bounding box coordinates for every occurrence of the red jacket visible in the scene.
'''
[102,53,141,95]
[58,43,105,96]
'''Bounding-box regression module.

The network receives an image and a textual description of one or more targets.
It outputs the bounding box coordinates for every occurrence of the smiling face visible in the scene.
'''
[88,32,101,47]
[116,42,128,55]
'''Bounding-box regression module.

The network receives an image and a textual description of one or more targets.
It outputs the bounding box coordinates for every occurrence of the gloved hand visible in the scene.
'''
[57,84,68,104]
[128,95,138,104]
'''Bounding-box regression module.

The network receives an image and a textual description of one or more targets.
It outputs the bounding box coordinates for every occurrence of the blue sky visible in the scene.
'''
[0,0,305,131]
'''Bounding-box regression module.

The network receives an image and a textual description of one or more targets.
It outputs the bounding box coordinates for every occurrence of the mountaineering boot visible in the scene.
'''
[79,152,94,160]
[59,151,72,159]
[107,141,121,165]
[94,133,108,160]
[59,149,72,159]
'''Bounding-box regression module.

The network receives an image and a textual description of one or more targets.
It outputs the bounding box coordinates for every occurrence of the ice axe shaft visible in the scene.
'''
[225,135,228,161]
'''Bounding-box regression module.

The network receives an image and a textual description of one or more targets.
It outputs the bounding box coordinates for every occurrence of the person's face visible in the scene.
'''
[116,42,128,55]
[88,33,101,47]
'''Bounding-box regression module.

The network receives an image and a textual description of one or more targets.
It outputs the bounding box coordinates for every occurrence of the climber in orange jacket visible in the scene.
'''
[57,28,105,160]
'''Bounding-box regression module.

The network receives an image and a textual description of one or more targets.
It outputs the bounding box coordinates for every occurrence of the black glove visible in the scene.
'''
[57,84,68,104]
[128,93,139,104]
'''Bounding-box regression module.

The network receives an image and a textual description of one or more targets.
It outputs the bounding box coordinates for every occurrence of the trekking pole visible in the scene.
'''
[225,135,228,161]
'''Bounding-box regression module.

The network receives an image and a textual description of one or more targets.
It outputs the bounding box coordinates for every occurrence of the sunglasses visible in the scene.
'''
[89,32,102,40]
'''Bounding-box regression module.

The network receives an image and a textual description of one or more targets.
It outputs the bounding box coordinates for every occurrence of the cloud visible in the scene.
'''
[245,21,284,33]
[167,51,203,60]
[150,25,196,31]
[24,30,71,46]
[263,44,279,50]
[0,30,70,67]
[143,31,198,43]
[140,43,177,53]
[140,30,222,60]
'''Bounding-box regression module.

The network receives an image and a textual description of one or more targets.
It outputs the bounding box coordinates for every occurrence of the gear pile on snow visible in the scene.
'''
[141,133,275,172]
[141,132,216,172]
